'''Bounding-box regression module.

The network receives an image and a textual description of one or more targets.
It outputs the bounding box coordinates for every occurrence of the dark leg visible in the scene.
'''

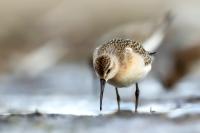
[115,87,120,111]
[135,83,140,112]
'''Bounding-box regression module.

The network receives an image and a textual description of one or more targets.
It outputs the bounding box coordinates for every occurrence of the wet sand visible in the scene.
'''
[0,63,199,133]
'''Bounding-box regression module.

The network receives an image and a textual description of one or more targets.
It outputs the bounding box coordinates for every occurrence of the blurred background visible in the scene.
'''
[0,0,200,132]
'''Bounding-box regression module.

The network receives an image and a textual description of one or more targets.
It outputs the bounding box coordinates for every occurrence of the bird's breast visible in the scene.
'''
[108,52,151,88]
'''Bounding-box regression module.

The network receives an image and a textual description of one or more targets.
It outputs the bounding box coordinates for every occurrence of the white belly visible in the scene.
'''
[126,64,151,84]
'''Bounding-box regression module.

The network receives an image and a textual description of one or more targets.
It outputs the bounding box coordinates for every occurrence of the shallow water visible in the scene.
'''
[0,62,199,132]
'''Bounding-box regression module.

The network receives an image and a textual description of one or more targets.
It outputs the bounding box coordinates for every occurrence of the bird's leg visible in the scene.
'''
[115,87,121,111]
[135,83,140,112]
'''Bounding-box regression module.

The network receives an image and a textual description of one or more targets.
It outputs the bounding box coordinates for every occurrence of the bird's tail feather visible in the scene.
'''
[143,11,174,52]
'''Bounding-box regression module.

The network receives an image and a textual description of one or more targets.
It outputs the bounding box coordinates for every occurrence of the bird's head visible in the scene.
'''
[93,54,119,111]
[94,55,119,81]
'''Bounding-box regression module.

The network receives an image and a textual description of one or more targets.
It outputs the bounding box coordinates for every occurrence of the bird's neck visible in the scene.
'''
[111,55,120,76]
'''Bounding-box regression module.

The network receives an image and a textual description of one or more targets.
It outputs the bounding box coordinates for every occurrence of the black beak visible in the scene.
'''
[100,79,106,111]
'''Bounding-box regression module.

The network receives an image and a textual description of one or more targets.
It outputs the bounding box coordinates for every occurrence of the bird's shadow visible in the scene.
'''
[103,109,162,118]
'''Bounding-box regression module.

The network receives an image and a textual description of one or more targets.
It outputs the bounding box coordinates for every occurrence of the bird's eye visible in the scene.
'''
[107,69,111,74]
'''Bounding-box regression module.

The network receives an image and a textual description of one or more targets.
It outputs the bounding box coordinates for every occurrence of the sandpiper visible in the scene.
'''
[93,38,155,112]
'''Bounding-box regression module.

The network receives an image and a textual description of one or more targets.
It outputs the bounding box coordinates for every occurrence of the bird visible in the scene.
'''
[90,13,172,100]
[93,38,155,112]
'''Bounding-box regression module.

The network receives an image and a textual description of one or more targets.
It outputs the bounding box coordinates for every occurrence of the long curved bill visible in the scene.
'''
[100,79,106,111]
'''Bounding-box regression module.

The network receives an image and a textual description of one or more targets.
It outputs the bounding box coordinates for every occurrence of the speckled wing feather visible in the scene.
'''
[94,39,152,65]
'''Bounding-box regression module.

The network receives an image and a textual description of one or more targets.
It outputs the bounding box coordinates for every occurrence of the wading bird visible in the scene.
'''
[93,39,156,112]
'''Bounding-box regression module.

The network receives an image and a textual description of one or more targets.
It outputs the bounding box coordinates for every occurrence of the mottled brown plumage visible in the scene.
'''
[93,38,154,112]
[94,55,111,77]
[95,39,152,66]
